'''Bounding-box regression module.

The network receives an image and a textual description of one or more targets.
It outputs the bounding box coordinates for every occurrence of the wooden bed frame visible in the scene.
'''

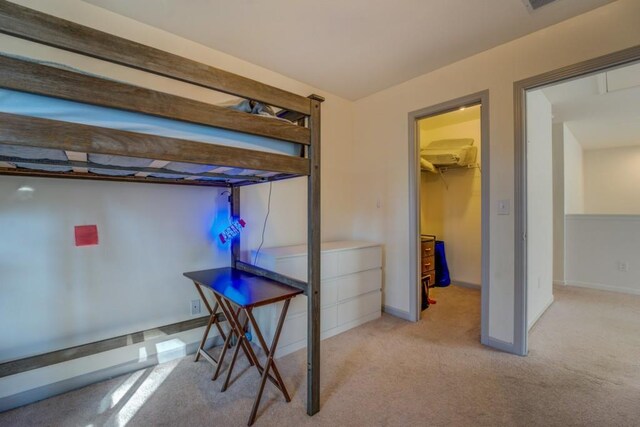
[0,0,323,416]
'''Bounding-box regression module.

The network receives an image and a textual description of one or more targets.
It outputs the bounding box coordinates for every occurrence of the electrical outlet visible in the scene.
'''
[190,299,201,315]
[617,261,629,272]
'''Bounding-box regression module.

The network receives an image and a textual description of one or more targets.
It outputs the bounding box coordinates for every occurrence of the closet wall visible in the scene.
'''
[419,107,482,287]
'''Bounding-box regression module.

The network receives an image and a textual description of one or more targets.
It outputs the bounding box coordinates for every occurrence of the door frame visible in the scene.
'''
[513,44,640,356]
[408,90,490,346]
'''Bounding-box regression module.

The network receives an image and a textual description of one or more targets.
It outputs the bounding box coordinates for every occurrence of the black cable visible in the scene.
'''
[253,182,273,265]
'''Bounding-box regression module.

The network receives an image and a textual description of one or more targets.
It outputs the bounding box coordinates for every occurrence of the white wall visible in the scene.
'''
[526,90,554,329]
[584,146,640,214]
[421,119,482,286]
[563,125,585,214]
[565,215,640,295]
[352,0,640,345]
[0,0,355,404]
[552,123,565,284]
[0,177,227,361]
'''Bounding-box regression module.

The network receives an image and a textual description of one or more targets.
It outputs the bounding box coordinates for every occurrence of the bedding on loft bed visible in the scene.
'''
[0,89,301,183]
[4,52,294,124]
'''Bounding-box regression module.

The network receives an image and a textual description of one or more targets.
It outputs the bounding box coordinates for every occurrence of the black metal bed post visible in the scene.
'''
[230,186,241,268]
[307,94,324,416]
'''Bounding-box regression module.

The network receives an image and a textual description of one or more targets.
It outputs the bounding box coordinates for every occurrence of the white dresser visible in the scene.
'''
[252,241,382,357]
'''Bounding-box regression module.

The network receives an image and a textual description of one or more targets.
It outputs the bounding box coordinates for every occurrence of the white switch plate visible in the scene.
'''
[497,199,510,215]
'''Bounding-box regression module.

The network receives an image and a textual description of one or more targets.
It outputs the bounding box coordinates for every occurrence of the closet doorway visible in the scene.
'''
[408,91,490,345]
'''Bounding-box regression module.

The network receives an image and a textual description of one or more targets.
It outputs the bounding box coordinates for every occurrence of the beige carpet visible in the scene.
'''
[2,284,639,426]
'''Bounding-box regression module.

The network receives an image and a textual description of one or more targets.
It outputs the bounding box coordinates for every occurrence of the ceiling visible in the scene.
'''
[542,61,640,150]
[82,0,614,100]
[419,105,481,148]
[419,105,481,132]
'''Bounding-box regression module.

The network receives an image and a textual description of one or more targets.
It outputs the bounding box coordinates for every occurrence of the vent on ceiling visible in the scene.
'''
[522,0,559,12]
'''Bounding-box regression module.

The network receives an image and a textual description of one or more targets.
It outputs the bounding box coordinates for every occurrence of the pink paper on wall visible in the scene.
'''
[75,225,99,246]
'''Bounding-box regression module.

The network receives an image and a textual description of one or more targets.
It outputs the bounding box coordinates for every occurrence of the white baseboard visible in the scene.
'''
[451,280,481,290]
[566,281,640,296]
[0,327,220,412]
[553,280,566,286]
[483,336,518,354]
[382,305,412,321]
[528,295,554,330]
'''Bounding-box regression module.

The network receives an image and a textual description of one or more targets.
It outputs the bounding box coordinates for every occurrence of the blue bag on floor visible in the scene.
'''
[435,240,451,287]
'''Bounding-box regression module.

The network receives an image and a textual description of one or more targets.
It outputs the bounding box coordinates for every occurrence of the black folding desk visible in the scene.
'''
[184,267,303,426]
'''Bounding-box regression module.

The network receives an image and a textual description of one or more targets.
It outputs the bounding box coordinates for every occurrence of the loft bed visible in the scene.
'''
[0,0,323,418]
[0,54,310,187]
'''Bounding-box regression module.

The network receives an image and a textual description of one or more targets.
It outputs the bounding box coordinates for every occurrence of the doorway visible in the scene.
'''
[408,91,490,345]
[514,45,640,355]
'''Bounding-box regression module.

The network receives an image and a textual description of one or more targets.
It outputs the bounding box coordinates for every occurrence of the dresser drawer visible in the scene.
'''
[422,270,435,287]
[337,290,381,325]
[335,268,382,302]
[421,239,435,258]
[421,255,435,275]
[277,305,337,347]
[337,246,382,276]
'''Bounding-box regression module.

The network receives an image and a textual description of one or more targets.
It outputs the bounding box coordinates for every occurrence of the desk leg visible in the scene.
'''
[223,305,285,395]
[193,282,228,343]
[212,294,256,367]
[193,283,228,365]
[221,306,252,392]
[212,315,235,381]
[246,306,291,401]
[195,313,214,363]
[248,298,291,426]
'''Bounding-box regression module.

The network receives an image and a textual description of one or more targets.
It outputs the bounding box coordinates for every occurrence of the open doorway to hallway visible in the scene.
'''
[523,59,640,353]
[408,92,490,345]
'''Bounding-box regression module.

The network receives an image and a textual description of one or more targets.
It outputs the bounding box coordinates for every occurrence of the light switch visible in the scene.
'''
[497,200,510,215]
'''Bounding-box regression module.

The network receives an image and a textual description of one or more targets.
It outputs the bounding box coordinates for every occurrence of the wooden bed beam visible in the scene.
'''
[0,167,230,187]
[0,113,310,176]
[0,315,223,378]
[307,94,323,416]
[0,54,310,146]
[0,155,267,182]
[0,0,311,115]
[235,261,308,294]
[232,173,302,187]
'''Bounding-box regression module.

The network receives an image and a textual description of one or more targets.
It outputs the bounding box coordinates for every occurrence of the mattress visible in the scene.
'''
[0,89,298,156]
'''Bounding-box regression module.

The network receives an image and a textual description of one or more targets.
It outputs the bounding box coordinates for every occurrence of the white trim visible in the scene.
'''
[451,281,481,290]
[485,337,517,353]
[514,45,640,358]
[566,281,640,296]
[565,214,640,222]
[553,280,567,286]
[407,90,492,349]
[382,305,412,321]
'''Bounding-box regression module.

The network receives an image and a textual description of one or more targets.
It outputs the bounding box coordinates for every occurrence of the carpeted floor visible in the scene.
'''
[2,284,639,426]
